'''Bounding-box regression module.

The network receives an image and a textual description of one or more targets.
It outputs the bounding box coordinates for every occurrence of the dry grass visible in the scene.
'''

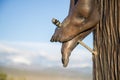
[0,66,92,80]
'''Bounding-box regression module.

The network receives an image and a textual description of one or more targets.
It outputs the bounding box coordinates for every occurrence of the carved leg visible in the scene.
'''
[61,28,95,67]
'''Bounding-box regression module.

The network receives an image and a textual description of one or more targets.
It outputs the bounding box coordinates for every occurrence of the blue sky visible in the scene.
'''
[0,0,69,42]
[0,0,93,69]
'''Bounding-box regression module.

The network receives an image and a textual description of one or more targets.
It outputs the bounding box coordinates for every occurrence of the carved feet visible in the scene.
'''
[50,26,81,42]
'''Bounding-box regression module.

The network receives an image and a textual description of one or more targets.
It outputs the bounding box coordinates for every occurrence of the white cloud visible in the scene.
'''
[0,43,19,54]
[0,41,92,68]
[8,56,31,65]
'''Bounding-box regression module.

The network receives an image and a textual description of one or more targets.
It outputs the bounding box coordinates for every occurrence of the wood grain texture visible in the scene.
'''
[93,0,120,80]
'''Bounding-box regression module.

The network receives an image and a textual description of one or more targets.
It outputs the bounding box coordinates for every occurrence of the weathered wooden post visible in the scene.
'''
[93,0,120,80]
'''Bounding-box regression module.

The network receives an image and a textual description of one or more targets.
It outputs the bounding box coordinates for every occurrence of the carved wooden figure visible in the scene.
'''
[52,18,96,67]
[51,0,99,67]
